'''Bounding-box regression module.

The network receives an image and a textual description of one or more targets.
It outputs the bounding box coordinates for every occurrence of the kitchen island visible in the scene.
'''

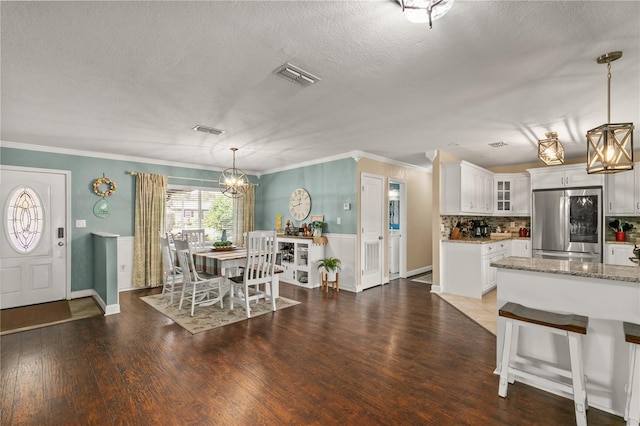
[491,256,640,417]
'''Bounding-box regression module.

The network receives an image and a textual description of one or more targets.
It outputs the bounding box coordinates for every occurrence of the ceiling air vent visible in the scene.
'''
[273,63,320,87]
[489,141,508,148]
[192,125,225,135]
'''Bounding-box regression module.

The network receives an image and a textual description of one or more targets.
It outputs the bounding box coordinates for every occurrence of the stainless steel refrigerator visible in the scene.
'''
[532,187,602,262]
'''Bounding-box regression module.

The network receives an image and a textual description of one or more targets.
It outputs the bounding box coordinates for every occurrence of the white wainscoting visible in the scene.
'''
[322,233,357,292]
[117,236,134,292]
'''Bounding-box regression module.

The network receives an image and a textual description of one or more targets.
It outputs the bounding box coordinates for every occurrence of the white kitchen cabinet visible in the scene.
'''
[509,239,531,257]
[494,173,531,215]
[441,161,494,215]
[604,243,636,266]
[528,164,603,190]
[605,169,635,214]
[441,240,508,299]
[278,237,325,288]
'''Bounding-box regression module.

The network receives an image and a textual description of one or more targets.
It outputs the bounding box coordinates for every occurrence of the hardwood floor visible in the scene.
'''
[1,278,624,425]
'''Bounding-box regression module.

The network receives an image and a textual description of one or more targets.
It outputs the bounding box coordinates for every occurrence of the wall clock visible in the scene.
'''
[289,188,311,221]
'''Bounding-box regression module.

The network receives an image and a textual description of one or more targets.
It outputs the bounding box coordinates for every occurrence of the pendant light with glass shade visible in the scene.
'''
[218,148,249,198]
[399,0,454,29]
[586,51,635,174]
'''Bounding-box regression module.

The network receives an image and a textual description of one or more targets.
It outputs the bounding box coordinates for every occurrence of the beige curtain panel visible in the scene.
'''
[132,173,167,288]
[233,184,255,246]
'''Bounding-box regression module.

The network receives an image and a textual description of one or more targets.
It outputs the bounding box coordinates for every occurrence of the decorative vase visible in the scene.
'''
[313,228,322,237]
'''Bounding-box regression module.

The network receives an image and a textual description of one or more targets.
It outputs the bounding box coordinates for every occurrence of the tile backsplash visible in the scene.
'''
[440,215,530,239]
[605,216,640,243]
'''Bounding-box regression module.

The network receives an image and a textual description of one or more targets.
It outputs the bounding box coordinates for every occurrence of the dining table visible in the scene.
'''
[191,248,280,299]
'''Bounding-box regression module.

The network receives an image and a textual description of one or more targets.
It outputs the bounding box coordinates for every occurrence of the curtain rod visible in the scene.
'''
[126,171,257,185]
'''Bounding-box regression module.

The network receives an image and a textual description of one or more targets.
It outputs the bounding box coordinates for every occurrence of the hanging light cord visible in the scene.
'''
[606,61,612,124]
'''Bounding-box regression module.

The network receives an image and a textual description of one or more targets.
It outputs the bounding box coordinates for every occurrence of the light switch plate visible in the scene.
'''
[337,217,341,225]
[76,219,86,228]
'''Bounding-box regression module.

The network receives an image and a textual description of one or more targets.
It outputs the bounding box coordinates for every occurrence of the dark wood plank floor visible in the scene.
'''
[1,278,624,425]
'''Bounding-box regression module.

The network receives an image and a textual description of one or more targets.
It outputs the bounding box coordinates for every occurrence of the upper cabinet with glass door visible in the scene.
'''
[494,173,531,216]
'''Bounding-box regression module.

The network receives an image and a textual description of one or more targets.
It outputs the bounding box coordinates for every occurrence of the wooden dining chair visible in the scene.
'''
[174,238,224,316]
[159,234,183,305]
[181,229,207,252]
[229,230,278,318]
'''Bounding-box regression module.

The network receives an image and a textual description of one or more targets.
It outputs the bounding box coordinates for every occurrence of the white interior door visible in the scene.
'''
[361,174,384,290]
[1,166,69,309]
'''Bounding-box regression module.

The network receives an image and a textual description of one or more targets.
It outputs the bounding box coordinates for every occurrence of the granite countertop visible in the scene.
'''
[443,236,529,244]
[491,256,640,283]
[604,240,637,245]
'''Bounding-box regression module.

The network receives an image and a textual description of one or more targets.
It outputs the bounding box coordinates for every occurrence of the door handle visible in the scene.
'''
[58,242,64,246]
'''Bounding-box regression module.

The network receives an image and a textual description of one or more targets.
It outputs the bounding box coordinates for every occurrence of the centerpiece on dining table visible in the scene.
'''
[212,241,235,251]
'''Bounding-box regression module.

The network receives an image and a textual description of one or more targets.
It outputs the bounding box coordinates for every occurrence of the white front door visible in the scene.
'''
[360,173,384,290]
[1,166,69,309]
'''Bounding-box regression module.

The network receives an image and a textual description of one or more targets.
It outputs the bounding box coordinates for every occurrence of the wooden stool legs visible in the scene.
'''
[320,272,339,293]
[498,303,588,426]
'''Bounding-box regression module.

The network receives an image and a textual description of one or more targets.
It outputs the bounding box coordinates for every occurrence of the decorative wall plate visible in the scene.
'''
[93,198,111,218]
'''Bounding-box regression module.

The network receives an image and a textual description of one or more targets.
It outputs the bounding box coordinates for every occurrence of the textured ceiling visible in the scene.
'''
[1,1,639,174]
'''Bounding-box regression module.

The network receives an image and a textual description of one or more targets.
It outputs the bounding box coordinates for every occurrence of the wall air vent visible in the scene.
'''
[489,141,508,148]
[192,125,225,135]
[273,63,320,87]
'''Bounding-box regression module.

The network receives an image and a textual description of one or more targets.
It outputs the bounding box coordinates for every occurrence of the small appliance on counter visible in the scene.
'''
[630,245,640,265]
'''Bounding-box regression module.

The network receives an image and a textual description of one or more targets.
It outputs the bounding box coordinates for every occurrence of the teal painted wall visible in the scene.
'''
[256,158,358,234]
[0,146,255,292]
[93,235,119,305]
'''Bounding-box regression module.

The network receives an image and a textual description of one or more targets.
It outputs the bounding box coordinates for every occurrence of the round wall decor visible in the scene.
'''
[289,188,311,221]
[93,177,116,197]
[93,198,112,218]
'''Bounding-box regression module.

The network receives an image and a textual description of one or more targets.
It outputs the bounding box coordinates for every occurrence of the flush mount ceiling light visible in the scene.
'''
[398,0,454,29]
[218,148,248,198]
[586,51,635,174]
[538,132,565,165]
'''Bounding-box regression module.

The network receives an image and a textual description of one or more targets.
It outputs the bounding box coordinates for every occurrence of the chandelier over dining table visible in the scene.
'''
[218,148,249,198]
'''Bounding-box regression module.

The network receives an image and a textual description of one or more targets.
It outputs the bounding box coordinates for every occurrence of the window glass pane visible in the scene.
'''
[6,187,44,253]
[166,186,235,243]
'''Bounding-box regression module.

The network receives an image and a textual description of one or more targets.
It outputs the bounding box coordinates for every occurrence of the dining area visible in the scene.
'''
[158,229,280,319]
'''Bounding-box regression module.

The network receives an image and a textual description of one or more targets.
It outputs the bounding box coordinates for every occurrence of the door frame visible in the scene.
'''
[389,178,408,279]
[0,165,72,302]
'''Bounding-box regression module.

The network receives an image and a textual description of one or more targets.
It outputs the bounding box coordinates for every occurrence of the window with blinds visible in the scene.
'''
[165,186,235,243]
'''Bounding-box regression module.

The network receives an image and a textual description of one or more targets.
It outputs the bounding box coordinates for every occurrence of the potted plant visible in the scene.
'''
[317,257,341,281]
[310,220,326,237]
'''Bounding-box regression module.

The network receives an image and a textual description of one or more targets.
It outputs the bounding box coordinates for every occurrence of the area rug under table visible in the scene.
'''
[140,294,300,334]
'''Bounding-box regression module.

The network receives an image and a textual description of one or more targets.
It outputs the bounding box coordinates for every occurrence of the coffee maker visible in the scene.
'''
[473,220,490,238]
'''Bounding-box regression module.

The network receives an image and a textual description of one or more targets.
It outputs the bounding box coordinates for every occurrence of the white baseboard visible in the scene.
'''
[407,265,432,277]
[70,289,120,315]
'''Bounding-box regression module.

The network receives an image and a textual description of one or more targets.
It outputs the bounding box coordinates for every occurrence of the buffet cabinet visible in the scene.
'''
[277,237,325,288]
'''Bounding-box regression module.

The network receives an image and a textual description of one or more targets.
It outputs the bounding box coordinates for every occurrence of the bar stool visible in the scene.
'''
[624,322,640,426]
[498,302,588,426]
